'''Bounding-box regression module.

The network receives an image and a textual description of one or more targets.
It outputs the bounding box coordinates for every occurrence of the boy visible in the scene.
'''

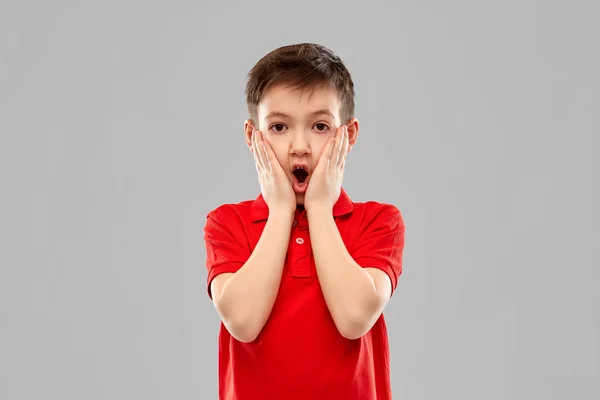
[203,43,405,399]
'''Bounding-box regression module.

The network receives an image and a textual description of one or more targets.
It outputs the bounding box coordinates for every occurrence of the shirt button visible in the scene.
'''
[295,237,304,244]
[292,219,298,228]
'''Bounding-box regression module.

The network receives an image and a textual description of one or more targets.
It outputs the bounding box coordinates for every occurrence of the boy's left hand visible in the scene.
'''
[305,124,349,212]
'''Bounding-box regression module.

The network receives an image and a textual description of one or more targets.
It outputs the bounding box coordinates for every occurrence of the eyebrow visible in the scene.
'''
[264,109,335,120]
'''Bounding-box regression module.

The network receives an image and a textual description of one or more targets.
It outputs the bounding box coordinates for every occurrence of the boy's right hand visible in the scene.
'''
[251,130,296,215]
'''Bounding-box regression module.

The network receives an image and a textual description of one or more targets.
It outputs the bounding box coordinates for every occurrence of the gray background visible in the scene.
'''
[1,0,598,399]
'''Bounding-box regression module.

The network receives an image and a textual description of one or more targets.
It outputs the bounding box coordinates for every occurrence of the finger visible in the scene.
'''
[260,135,276,174]
[252,129,260,168]
[332,125,344,166]
[338,126,349,167]
[253,130,265,171]
[321,136,335,165]
[257,131,269,172]
[325,127,341,161]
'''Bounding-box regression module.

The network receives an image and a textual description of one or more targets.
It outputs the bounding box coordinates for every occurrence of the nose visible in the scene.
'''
[290,130,310,157]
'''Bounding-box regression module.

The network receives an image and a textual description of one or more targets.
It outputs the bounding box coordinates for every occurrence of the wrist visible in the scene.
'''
[306,203,333,217]
[268,206,295,221]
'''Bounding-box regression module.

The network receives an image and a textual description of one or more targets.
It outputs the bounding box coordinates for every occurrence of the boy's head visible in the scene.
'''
[243,43,359,205]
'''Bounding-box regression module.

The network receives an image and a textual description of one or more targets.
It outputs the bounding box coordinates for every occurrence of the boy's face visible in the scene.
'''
[245,84,358,206]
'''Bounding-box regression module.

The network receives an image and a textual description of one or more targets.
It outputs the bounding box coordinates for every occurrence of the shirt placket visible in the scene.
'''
[289,211,311,278]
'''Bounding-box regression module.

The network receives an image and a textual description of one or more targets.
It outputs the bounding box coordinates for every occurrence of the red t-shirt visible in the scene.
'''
[204,188,405,400]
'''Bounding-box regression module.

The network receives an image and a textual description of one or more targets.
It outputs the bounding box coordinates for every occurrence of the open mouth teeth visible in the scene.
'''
[293,167,308,183]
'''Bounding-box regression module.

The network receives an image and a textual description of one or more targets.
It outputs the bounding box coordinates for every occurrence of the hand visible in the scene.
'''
[304,125,349,212]
[251,129,296,215]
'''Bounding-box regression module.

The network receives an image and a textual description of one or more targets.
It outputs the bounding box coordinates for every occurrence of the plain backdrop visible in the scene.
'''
[1,1,598,399]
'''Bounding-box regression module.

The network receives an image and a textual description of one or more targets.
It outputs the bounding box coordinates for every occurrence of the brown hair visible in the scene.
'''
[245,43,355,126]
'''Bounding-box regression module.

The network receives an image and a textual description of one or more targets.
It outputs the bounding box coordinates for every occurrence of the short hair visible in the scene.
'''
[245,43,355,126]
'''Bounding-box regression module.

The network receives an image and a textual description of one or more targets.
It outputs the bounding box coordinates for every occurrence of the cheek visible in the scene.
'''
[269,145,288,165]
[263,136,284,158]
[315,138,331,157]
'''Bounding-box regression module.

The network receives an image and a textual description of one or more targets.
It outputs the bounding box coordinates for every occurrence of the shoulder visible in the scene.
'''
[352,200,404,228]
[204,199,255,230]
[206,199,253,219]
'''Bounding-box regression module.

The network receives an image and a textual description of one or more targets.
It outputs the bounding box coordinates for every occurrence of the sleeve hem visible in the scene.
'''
[206,263,244,299]
[355,258,400,293]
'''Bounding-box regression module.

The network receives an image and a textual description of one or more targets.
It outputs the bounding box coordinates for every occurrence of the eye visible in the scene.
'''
[269,123,287,133]
[314,123,329,132]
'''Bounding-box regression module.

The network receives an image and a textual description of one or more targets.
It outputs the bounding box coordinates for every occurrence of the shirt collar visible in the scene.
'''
[250,187,355,222]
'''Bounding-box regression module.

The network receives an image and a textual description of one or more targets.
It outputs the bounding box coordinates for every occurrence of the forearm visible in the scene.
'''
[307,206,378,338]
[217,209,294,340]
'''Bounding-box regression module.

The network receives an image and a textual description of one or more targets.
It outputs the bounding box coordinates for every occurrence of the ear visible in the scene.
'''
[345,117,359,152]
[244,119,256,152]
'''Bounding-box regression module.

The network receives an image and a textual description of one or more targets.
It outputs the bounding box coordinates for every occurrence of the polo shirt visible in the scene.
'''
[204,188,405,400]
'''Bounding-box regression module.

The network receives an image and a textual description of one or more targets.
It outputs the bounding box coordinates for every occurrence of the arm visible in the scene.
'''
[308,205,404,340]
[208,208,294,343]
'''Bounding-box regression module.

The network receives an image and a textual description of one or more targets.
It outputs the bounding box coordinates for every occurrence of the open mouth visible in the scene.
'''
[293,166,309,184]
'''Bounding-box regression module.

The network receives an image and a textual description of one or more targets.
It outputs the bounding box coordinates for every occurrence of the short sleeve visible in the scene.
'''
[204,207,251,299]
[350,204,405,293]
